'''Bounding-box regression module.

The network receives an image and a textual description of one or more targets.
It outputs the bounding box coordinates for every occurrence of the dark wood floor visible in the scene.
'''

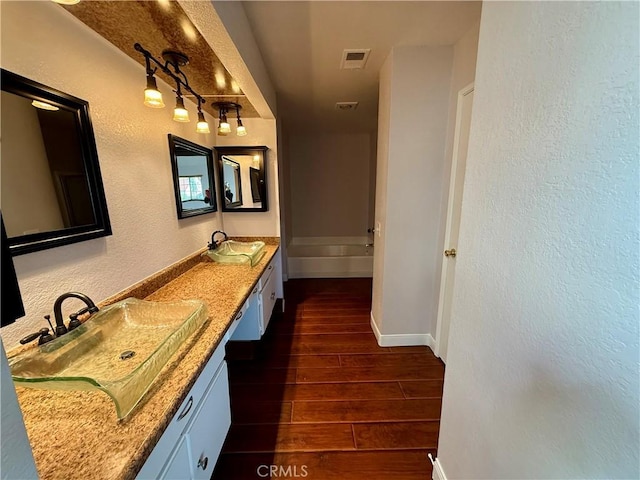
[213,278,444,479]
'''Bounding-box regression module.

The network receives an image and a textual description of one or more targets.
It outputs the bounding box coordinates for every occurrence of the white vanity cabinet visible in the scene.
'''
[229,250,283,341]
[136,342,230,480]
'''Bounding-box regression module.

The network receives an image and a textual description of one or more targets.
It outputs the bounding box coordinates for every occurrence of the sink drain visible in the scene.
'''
[120,350,136,360]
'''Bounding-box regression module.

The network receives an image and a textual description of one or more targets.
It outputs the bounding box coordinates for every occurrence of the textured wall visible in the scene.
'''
[375,45,453,338]
[289,133,373,239]
[0,2,222,348]
[437,2,639,478]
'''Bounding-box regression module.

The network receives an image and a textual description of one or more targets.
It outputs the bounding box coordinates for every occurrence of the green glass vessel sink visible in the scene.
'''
[204,240,266,266]
[8,298,208,420]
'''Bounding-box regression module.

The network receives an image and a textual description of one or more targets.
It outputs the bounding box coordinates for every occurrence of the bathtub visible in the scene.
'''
[287,244,374,278]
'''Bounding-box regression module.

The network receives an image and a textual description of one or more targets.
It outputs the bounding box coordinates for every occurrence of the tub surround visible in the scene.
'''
[9,238,280,480]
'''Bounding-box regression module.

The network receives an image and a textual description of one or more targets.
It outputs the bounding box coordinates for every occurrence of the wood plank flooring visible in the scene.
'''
[213,278,444,480]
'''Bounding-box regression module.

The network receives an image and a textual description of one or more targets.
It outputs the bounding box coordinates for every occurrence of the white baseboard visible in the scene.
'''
[370,313,435,349]
[432,458,448,480]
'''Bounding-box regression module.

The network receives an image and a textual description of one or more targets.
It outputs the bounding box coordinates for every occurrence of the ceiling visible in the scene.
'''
[241,1,482,133]
[62,1,259,118]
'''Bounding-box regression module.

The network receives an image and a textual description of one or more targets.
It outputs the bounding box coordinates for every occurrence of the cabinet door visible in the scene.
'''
[159,436,191,480]
[259,270,277,334]
[229,290,260,341]
[187,362,231,480]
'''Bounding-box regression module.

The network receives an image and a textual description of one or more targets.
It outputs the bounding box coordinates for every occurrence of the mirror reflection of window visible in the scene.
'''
[178,175,203,202]
[176,154,211,211]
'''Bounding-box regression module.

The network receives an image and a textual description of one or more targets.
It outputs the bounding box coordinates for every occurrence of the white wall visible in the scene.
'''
[373,46,453,340]
[0,2,222,348]
[437,2,639,478]
[215,117,280,237]
[0,341,38,480]
[288,133,373,240]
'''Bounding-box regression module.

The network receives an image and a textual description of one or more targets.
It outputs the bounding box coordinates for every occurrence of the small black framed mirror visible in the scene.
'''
[214,146,268,212]
[1,69,111,256]
[168,135,217,219]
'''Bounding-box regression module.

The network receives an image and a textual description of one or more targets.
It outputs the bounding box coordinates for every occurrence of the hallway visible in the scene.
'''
[213,278,445,479]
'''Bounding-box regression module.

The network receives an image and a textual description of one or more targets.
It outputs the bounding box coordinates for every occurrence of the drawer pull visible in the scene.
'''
[253,287,258,294]
[270,292,276,300]
[268,265,273,271]
[197,455,209,470]
[235,310,243,321]
[177,396,193,421]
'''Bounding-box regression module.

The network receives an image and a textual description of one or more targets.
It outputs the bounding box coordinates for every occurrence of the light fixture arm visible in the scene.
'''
[134,43,205,107]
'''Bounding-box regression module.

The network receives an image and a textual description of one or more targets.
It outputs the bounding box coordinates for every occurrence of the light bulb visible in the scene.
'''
[196,111,210,133]
[31,100,59,111]
[173,96,189,122]
[143,76,164,108]
[236,117,247,136]
[51,0,80,4]
[217,120,230,135]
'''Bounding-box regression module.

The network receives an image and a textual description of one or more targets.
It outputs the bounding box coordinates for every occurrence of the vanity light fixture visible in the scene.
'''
[172,92,189,123]
[134,43,209,133]
[213,102,247,137]
[218,108,231,135]
[236,105,247,137]
[196,100,210,134]
[144,75,164,108]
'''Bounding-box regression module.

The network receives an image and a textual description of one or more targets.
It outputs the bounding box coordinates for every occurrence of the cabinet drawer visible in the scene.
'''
[258,258,276,292]
[136,340,226,479]
[186,362,231,479]
[260,270,278,334]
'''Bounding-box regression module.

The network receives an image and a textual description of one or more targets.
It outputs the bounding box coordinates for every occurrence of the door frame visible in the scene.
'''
[434,82,474,360]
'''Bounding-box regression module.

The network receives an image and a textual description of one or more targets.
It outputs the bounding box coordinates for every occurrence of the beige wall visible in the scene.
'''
[288,132,373,239]
[0,2,222,347]
[1,92,65,236]
[373,45,453,341]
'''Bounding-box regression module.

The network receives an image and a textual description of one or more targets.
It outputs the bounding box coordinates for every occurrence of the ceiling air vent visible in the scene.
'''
[340,49,371,69]
[335,102,359,111]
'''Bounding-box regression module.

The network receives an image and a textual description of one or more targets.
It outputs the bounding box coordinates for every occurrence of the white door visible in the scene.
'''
[435,84,474,363]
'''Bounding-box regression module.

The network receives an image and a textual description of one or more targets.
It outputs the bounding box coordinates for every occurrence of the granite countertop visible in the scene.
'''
[12,239,280,480]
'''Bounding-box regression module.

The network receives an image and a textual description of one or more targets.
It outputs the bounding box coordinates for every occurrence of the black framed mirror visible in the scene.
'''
[168,135,217,219]
[214,146,268,212]
[1,69,111,256]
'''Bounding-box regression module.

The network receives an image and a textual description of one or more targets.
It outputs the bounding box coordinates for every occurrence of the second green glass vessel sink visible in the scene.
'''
[8,298,208,419]
[205,240,266,266]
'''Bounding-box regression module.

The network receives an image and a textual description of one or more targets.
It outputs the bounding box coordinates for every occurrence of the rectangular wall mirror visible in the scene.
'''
[168,135,217,219]
[214,146,268,212]
[0,69,111,256]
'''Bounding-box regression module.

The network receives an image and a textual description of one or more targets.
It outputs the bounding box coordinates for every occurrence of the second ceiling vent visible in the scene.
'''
[340,49,371,69]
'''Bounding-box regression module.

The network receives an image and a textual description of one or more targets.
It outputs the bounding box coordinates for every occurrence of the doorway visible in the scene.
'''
[435,83,474,363]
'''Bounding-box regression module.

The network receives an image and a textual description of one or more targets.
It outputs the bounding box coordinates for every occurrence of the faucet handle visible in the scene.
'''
[19,328,54,346]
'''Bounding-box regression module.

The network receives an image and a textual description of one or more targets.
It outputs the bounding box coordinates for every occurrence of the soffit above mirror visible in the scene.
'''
[61,1,259,118]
